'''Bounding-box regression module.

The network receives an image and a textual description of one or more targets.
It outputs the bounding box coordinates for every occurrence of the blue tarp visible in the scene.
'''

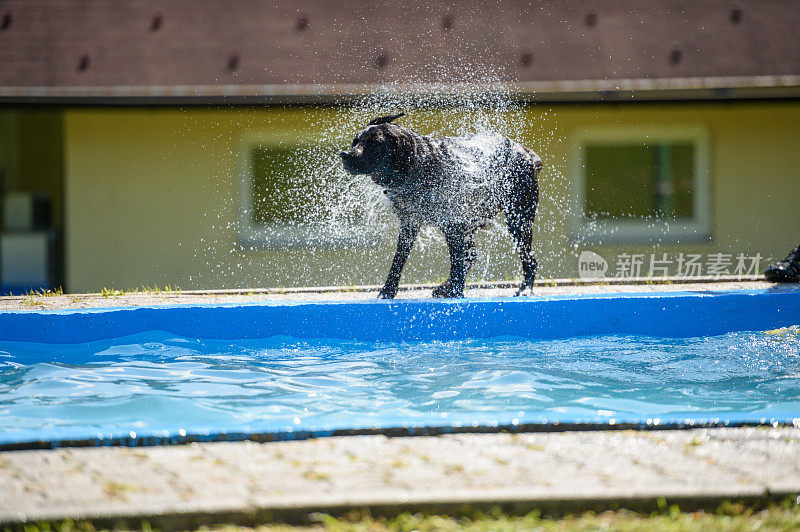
[1,288,799,344]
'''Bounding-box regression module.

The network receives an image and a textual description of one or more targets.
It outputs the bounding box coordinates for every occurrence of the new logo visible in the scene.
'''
[578,251,608,280]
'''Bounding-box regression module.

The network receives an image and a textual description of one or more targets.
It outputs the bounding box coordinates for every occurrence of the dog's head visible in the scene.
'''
[340,113,418,187]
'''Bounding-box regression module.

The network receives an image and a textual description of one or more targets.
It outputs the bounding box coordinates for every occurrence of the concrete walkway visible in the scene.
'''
[2,428,799,527]
[1,277,799,527]
[0,275,780,311]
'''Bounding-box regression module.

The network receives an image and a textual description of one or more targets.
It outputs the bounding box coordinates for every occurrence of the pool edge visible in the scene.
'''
[2,417,799,452]
[2,288,799,343]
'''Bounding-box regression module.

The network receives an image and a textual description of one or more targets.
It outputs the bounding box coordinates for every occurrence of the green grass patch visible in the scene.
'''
[9,499,800,532]
[98,285,182,298]
[288,501,800,531]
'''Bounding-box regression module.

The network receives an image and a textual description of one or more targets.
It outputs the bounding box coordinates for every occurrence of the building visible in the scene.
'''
[1,0,799,292]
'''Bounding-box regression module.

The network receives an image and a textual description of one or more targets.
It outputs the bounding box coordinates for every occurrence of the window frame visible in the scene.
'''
[237,131,379,249]
[569,125,712,243]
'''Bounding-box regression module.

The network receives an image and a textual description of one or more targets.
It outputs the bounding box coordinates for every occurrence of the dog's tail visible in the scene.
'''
[368,112,404,125]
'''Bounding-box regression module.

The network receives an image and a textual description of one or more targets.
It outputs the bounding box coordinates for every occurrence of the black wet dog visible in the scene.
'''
[340,113,542,299]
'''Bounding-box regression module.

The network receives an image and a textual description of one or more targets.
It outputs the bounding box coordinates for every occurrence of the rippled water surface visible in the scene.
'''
[1,327,800,443]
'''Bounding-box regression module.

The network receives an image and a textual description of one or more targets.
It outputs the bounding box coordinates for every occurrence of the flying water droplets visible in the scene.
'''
[187,51,572,289]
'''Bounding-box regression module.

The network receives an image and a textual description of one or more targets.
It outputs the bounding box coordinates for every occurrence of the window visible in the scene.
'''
[248,145,314,226]
[238,133,379,248]
[570,126,711,243]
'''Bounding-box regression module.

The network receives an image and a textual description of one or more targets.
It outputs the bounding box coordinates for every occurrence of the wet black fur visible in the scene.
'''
[340,113,542,299]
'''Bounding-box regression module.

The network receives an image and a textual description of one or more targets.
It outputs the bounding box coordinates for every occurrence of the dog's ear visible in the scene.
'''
[368,112,404,126]
[391,129,417,175]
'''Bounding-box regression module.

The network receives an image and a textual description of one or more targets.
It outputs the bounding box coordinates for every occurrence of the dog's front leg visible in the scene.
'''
[379,220,420,299]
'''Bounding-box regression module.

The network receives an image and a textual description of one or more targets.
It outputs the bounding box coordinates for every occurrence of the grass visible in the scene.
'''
[297,501,800,531]
[16,287,64,306]
[100,287,126,298]
[5,285,182,301]
[99,285,181,298]
[10,500,800,532]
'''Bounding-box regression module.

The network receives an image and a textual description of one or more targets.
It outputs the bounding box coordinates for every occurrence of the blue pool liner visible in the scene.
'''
[2,287,800,450]
[1,288,799,344]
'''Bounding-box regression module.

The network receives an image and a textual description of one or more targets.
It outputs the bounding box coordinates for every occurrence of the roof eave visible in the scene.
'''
[1,75,799,106]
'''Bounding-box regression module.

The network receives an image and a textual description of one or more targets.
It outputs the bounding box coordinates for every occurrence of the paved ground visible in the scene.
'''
[1,277,799,527]
[0,275,780,311]
[1,428,799,527]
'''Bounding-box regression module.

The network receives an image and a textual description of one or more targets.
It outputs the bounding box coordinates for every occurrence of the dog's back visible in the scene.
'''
[390,131,540,229]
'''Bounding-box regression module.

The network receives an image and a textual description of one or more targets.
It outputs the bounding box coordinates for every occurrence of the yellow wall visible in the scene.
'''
[63,102,800,292]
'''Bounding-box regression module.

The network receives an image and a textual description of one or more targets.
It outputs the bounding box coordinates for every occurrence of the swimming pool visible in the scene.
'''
[1,289,799,449]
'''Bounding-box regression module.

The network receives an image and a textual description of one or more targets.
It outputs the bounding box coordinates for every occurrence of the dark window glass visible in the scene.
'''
[585,142,695,220]
[250,146,313,224]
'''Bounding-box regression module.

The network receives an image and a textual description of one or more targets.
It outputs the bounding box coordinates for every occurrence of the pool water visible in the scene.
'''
[1,327,800,445]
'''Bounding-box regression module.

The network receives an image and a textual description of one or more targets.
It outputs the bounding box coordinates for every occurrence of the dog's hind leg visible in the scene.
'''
[432,225,470,298]
[508,219,537,296]
[379,219,421,299]
[505,176,539,296]
[433,229,477,298]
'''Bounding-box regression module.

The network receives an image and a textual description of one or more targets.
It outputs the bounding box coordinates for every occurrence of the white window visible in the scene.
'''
[237,132,379,248]
[569,126,711,243]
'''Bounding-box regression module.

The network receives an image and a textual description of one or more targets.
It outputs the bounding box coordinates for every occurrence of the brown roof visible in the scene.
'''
[1,0,799,103]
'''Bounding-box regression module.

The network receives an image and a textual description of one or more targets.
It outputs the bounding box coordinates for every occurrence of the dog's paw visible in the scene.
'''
[432,281,459,298]
[432,281,464,298]
[513,283,534,296]
[378,287,398,299]
[431,282,450,298]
